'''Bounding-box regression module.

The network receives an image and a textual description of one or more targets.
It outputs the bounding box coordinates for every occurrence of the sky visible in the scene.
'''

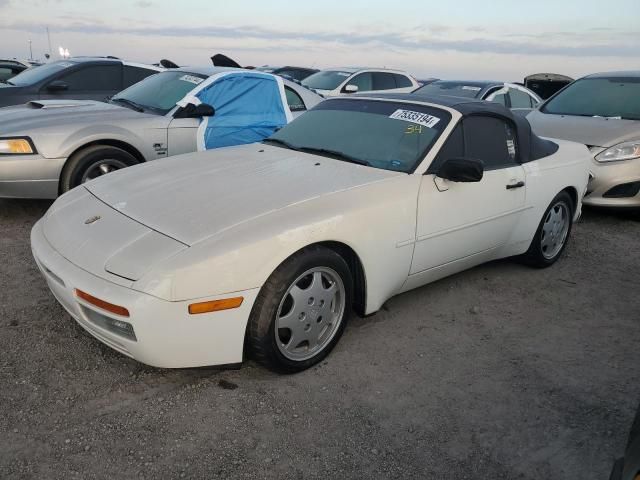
[0,0,638,81]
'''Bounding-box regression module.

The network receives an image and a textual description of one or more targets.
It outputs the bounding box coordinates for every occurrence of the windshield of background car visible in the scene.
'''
[541,77,640,120]
[301,71,352,90]
[8,61,76,86]
[414,81,485,98]
[267,99,451,173]
[111,71,207,114]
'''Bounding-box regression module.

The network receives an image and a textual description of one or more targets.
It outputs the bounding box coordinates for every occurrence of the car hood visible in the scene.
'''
[85,143,401,246]
[0,100,152,134]
[527,110,640,148]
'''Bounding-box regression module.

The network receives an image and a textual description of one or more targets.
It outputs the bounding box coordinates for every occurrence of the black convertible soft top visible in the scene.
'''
[359,93,559,163]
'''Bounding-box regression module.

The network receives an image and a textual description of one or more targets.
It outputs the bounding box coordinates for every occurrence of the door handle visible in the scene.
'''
[506,181,525,190]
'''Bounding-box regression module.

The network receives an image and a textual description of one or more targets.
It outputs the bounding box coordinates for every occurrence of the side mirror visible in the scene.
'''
[436,157,484,182]
[47,80,68,92]
[174,102,215,118]
[343,84,358,94]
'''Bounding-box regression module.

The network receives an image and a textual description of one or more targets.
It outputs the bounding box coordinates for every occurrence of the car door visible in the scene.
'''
[39,63,123,102]
[284,85,308,119]
[484,85,509,107]
[342,72,373,94]
[507,84,541,117]
[409,115,526,279]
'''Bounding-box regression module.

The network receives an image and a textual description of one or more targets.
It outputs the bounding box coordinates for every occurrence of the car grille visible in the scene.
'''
[603,182,640,199]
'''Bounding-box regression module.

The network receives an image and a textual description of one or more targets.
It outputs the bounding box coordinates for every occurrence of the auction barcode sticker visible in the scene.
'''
[180,75,204,85]
[389,109,440,128]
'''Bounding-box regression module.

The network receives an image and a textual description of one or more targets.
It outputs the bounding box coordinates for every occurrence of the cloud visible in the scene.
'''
[135,0,152,7]
[3,19,636,59]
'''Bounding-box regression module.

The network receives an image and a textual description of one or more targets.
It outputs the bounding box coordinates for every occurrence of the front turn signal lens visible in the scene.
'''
[0,138,35,154]
[189,297,244,315]
[75,289,130,317]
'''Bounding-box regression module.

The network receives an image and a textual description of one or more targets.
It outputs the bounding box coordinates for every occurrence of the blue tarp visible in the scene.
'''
[191,72,290,150]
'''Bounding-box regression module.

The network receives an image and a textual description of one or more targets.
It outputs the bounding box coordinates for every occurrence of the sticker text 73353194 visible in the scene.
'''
[389,109,441,129]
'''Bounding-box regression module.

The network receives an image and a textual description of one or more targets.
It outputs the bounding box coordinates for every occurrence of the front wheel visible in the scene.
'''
[246,246,353,373]
[521,191,574,268]
[60,145,138,194]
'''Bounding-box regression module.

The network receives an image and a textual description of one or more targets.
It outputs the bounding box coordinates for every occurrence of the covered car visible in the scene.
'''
[0,67,323,198]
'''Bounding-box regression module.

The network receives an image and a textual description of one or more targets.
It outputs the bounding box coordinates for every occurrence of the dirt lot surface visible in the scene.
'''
[1,199,639,480]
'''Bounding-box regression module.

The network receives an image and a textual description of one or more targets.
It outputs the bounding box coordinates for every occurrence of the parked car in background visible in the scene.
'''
[301,67,419,97]
[255,66,319,82]
[31,94,589,372]
[610,403,640,480]
[527,71,640,208]
[0,67,322,198]
[413,80,541,115]
[524,73,573,100]
[0,57,163,108]
[0,59,32,82]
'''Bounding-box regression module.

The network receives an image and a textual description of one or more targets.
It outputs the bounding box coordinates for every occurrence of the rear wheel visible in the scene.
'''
[521,191,574,268]
[247,246,353,373]
[60,145,138,193]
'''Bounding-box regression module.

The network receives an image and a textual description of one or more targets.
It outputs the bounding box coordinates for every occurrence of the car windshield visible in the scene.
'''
[111,71,207,114]
[414,81,485,98]
[265,99,451,173]
[541,76,640,120]
[302,70,352,90]
[8,60,76,86]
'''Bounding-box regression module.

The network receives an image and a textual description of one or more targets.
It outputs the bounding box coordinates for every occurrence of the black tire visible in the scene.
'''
[627,403,640,450]
[60,145,138,194]
[521,191,574,268]
[247,246,353,373]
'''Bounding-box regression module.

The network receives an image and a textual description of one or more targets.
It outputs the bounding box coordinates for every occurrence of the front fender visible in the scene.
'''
[134,175,421,314]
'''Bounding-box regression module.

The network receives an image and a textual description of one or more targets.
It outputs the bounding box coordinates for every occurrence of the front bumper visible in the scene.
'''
[584,156,640,208]
[31,219,259,368]
[0,154,66,199]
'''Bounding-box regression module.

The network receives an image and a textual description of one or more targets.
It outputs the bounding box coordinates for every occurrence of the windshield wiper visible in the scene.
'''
[297,147,371,166]
[262,138,301,151]
[110,97,144,113]
[0,79,14,85]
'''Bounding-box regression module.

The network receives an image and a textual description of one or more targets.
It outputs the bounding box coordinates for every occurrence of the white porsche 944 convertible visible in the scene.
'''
[31,94,590,372]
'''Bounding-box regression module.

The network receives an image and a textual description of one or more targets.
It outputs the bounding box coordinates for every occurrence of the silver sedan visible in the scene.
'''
[0,66,322,199]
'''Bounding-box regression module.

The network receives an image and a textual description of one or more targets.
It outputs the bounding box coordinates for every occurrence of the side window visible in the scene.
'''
[428,123,464,173]
[0,67,13,81]
[124,66,155,88]
[486,88,508,106]
[509,88,534,108]
[57,65,122,91]
[394,74,414,88]
[463,116,518,169]
[284,87,306,112]
[372,72,397,90]
[348,72,373,92]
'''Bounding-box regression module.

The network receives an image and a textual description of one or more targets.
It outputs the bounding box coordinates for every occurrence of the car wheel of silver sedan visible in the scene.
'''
[521,190,574,268]
[247,245,353,373]
[60,144,138,193]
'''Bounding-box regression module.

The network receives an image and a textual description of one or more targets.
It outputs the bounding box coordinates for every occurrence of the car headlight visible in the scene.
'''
[0,137,36,155]
[595,141,640,163]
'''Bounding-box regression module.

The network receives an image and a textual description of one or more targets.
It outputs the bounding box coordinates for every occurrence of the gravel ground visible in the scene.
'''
[0,199,639,480]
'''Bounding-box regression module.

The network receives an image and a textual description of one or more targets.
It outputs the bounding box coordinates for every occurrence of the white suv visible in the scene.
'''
[301,67,419,97]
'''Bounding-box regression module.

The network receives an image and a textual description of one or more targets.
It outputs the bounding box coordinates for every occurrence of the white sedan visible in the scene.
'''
[31,94,590,372]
